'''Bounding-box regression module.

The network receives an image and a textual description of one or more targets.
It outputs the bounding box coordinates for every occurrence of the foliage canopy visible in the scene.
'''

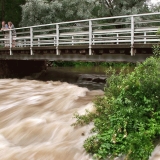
[0,0,25,27]
[20,0,150,26]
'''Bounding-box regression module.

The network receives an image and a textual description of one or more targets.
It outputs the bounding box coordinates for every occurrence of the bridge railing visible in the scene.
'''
[0,12,160,56]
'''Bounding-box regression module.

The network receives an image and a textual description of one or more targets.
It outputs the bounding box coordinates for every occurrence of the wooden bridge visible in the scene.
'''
[0,12,160,62]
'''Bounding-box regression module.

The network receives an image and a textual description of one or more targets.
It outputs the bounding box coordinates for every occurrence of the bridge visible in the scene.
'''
[0,12,160,63]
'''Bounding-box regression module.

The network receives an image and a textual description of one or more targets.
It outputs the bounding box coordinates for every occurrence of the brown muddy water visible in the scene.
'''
[0,79,104,160]
[0,67,106,160]
[0,67,159,160]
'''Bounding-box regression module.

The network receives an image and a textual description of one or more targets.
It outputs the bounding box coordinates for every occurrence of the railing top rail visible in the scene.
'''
[13,12,160,30]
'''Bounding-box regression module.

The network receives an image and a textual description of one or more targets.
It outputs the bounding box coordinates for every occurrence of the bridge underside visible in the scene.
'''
[0,60,46,78]
[0,44,153,62]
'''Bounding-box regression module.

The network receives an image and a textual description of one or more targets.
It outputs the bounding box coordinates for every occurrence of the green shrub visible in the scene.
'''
[154,29,160,58]
[73,56,160,160]
[153,44,160,58]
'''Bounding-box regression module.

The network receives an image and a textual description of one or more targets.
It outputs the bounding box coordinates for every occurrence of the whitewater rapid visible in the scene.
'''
[0,79,104,160]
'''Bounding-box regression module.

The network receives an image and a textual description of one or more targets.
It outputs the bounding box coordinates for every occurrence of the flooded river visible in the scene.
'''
[0,66,159,160]
[0,79,104,160]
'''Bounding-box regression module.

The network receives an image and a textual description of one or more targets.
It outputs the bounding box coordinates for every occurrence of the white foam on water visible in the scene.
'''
[0,79,103,160]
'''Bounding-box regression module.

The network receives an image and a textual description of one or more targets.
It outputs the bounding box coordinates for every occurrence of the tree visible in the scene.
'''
[0,0,26,27]
[20,0,51,26]
[149,2,160,12]
[0,0,5,21]
[101,0,150,17]
[20,0,99,26]
[20,0,151,27]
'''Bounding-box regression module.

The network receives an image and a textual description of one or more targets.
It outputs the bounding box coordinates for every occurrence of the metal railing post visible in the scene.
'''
[30,27,33,55]
[72,36,74,45]
[144,32,146,44]
[54,37,56,46]
[56,24,60,55]
[131,16,134,56]
[93,34,95,45]
[117,33,119,44]
[89,20,92,55]
[24,39,26,47]
[9,30,12,55]
[38,38,40,47]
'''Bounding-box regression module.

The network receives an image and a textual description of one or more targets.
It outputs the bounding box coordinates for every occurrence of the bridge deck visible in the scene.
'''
[0,44,153,62]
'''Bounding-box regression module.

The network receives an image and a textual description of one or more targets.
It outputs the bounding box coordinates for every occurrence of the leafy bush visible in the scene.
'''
[73,56,160,160]
[153,29,160,58]
[153,44,160,58]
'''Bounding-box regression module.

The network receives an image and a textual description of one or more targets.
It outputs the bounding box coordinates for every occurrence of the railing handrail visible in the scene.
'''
[9,12,160,30]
